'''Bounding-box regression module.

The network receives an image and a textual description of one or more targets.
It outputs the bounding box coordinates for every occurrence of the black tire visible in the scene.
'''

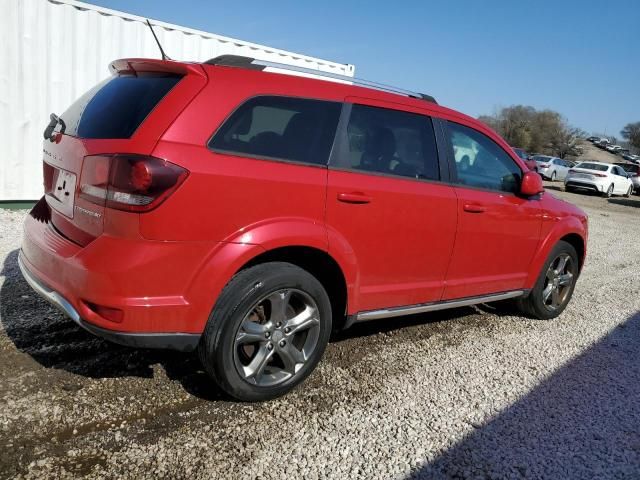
[551,171,557,181]
[517,240,579,320]
[624,186,632,198]
[603,184,614,198]
[198,262,332,401]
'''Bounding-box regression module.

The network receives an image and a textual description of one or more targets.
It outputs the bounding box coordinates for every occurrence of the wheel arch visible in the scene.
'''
[525,220,587,288]
[239,246,350,330]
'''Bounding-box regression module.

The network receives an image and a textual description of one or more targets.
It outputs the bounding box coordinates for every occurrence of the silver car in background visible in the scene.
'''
[531,155,574,181]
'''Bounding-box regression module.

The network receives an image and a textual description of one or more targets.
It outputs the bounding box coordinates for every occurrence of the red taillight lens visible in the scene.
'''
[539,163,550,168]
[594,173,608,177]
[79,155,188,212]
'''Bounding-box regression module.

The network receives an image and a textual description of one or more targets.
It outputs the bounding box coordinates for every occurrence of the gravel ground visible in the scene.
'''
[1,185,639,479]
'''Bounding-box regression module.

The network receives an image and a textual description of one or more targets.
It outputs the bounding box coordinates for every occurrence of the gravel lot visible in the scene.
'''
[1,185,639,479]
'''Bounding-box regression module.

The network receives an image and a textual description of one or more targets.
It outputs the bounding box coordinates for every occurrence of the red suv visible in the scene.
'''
[20,56,588,400]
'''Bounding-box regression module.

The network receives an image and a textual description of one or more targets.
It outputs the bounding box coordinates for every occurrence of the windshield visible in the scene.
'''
[576,162,609,172]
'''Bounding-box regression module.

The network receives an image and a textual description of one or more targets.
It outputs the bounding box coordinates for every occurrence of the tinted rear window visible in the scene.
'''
[61,74,181,139]
[209,96,341,165]
[617,163,639,173]
[576,162,609,171]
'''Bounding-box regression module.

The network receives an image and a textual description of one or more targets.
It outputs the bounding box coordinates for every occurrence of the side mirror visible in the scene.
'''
[520,171,544,197]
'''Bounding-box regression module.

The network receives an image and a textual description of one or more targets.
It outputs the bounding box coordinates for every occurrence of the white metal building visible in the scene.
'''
[0,0,355,200]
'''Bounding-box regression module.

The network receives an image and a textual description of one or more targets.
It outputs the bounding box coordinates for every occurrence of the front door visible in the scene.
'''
[326,101,458,313]
[442,121,543,299]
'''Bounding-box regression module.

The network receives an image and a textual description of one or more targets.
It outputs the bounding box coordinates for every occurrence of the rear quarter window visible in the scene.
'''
[61,74,182,139]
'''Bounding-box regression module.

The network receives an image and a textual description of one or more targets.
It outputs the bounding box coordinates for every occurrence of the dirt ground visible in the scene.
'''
[1,183,639,479]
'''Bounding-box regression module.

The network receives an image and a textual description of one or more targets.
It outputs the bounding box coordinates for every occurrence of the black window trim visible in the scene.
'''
[327,101,449,185]
[207,94,343,168]
[442,120,527,197]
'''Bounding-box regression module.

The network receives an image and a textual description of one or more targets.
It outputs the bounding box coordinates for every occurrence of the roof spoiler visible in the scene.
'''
[205,55,437,104]
[109,58,205,77]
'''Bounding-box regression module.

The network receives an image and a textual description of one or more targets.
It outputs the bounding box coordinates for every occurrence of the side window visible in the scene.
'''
[333,103,440,180]
[447,122,522,193]
[209,96,341,165]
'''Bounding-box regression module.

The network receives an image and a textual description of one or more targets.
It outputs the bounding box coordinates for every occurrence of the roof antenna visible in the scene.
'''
[146,19,171,61]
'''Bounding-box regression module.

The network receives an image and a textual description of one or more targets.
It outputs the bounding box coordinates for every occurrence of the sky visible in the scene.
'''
[90,0,639,138]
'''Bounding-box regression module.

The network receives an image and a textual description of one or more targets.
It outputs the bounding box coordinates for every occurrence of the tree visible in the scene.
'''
[621,122,640,151]
[477,105,584,157]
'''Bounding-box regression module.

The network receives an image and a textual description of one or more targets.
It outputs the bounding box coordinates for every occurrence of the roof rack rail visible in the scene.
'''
[204,55,437,104]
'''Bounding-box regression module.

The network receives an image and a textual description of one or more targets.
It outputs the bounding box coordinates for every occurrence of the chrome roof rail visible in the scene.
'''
[204,55,437,104]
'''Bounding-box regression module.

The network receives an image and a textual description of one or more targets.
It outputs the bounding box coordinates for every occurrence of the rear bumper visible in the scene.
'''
[19,212,225,348]
[19,252,200,351]
[565,180,604,192]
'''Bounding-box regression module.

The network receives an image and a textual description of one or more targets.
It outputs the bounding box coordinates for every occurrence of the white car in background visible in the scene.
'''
[564,161,634,197]
[531,155,573,181]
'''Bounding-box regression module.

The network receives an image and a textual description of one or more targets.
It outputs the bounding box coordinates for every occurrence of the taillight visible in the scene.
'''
[539,163,550,168]
[79,155,188,212]
[594,173,607,177]
[568,169,575,173]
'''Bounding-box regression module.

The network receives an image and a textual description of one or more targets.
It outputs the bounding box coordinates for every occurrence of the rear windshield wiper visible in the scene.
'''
[43,113,66,141]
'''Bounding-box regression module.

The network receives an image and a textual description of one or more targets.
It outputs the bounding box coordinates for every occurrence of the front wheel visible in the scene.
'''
[518,241,579,320]
[198,262,332,401]
[624,186,632,198]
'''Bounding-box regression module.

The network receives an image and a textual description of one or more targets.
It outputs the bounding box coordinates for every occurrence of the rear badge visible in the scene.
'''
[75,206,102,218]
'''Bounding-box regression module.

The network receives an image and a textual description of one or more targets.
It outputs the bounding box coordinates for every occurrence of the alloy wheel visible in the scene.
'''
[542,253,575,310]
[233,288,320,387]
[606,184,614,198]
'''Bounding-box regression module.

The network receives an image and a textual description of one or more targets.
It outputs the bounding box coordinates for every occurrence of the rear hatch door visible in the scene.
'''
[43,59,207,245]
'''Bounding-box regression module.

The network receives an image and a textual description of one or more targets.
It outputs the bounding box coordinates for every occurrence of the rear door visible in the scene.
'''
[43,60,207,245]
[442,121,542,299]
[326,100,457,313]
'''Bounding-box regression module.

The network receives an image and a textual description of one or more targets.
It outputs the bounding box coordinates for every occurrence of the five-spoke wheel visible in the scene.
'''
[233,289,320,387]
[198,262,331,401]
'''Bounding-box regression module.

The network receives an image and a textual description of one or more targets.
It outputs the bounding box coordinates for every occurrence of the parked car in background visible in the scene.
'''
[19,55,589,401]
[565,161,633,197]
[621,153,639,163]
[615,162,640,194]
[586,136,599,142]
[605,145,623,153]
[531,155,572,181]
[512,147,537,171]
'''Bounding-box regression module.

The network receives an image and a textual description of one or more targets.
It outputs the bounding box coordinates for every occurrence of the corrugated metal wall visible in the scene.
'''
[0,0,355,200]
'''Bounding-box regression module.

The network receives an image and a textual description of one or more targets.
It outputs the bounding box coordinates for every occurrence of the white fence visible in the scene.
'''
[0,0,355,200]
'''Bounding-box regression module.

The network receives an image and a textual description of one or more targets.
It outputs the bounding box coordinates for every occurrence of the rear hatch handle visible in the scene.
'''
[43,113,66,142]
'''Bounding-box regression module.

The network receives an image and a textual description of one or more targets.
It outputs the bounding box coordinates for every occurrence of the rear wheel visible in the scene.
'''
[551,171,557,181]
[603,184,614,198]
[518,241,579,320]
[198,262,332,401]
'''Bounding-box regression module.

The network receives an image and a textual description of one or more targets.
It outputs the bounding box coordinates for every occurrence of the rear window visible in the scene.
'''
[576,162,609,171]
[60,74,181,139]
[617,163,639,173]
[209,96,341,166]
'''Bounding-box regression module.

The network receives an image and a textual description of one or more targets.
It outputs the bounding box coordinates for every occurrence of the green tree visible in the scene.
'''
[621,122,640,151]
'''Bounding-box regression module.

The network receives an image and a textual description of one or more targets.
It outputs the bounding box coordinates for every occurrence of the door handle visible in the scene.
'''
[463,203,486,213]
[337,192,372,204]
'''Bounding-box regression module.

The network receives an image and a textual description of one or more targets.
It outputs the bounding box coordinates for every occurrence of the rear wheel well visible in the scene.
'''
[240,246,348,329]
[560,233,585,271]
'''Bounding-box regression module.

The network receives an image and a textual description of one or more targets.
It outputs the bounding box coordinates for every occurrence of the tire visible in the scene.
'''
[551,171,557,181]
[603,184,614,198]
[624,186,632,198]
[517,240,579,320]
[198,262,332,401]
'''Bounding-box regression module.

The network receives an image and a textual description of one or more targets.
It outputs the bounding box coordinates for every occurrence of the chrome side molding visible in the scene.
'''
[354,290,526,323]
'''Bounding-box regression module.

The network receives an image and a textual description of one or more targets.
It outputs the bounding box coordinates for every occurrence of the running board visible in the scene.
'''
[352,290,526,324]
